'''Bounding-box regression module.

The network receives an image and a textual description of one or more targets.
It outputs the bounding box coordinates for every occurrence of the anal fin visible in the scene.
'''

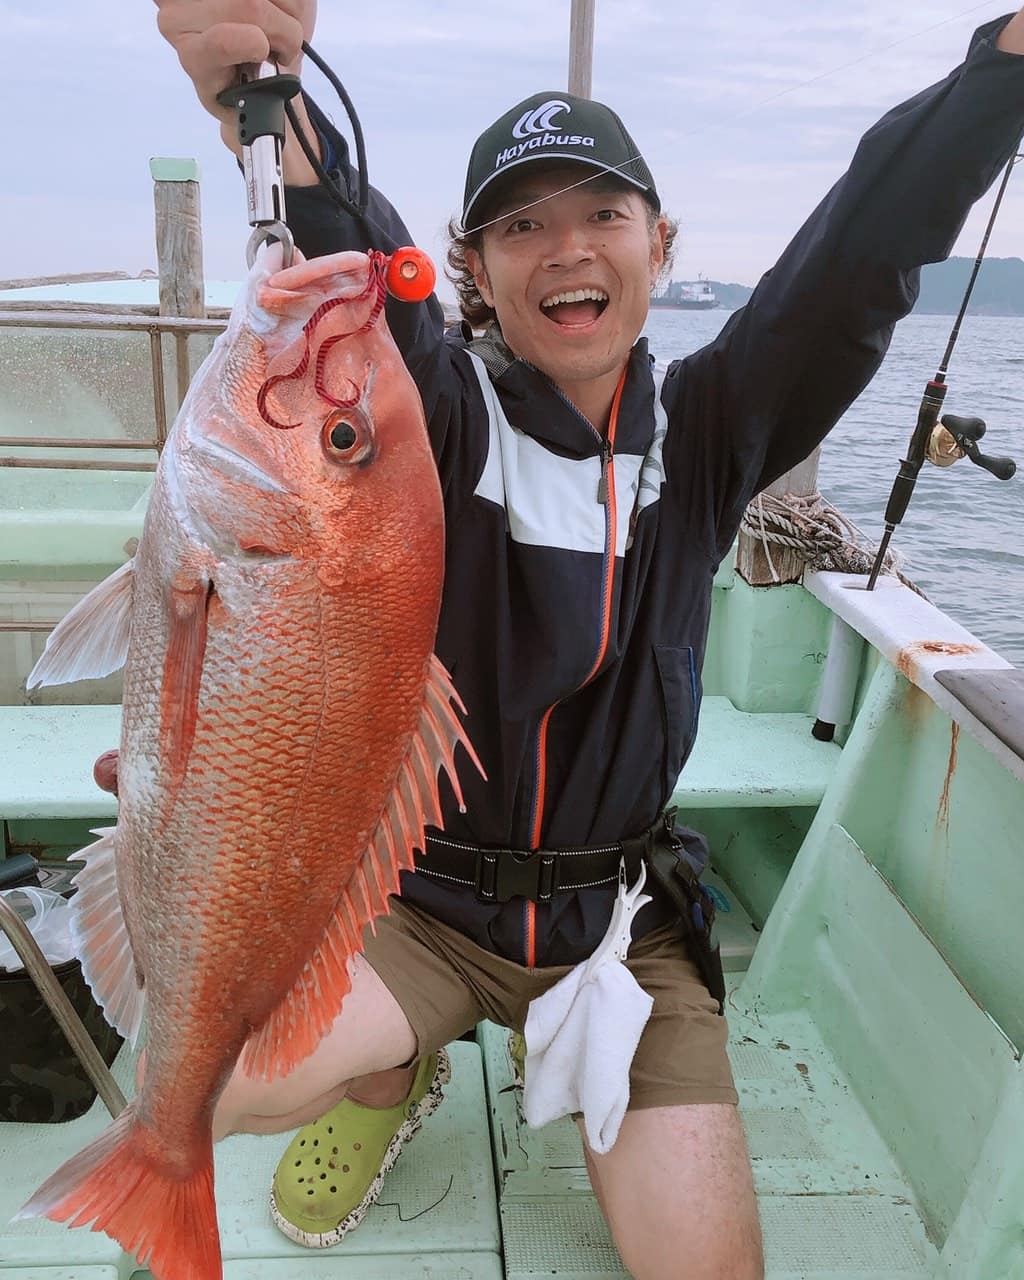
[242,654,484,1080]
[69,827,146,1046]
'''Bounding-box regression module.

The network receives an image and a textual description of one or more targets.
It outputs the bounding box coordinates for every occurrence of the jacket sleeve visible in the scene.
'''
[281,96,488,513]
[662,16,1024,561]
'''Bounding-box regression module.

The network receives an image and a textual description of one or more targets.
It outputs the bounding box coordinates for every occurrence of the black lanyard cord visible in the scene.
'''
[282,42,401,252]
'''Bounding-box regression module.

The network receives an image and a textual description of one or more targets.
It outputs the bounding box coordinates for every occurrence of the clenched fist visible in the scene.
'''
[154,0,319,176]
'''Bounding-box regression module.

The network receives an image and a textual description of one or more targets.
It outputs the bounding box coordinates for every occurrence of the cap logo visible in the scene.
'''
[512,99,571,139]
[495,99,595,171]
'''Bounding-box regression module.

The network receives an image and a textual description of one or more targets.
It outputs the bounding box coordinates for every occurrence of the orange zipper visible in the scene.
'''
[524,368,628,964]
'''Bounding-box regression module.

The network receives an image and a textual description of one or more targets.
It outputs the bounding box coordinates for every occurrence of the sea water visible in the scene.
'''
[643,309,1024,670]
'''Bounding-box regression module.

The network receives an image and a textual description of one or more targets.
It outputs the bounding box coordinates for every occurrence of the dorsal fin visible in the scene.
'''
[241,655,483,1081]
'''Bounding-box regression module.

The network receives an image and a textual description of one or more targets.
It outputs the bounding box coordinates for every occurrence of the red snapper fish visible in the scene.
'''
[18,246,479,1278]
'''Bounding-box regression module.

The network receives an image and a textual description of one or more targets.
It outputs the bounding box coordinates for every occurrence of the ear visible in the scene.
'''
[464,246,495,309]
[648,215,669,288]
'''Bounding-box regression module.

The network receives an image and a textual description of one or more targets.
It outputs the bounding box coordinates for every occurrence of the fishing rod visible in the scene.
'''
[866,146,1021,590]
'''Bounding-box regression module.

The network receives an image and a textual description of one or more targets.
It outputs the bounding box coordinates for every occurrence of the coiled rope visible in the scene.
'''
[740,491,926,596]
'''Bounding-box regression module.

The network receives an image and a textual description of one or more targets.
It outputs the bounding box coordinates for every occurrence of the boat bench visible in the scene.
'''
[672,697,840,809]
[0,704,121,824]
[0,698,841,827]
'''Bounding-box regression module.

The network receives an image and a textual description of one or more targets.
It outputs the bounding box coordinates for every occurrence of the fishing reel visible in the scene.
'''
[865,143,1023,590]
[925,412,1017,479]
[867,385,1018,590]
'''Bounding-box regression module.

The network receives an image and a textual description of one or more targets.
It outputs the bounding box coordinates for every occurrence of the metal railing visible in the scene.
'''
[0,307,227,472]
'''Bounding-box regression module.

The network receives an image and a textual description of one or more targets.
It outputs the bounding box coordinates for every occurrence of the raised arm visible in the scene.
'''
[154,0,322,185]
[154,0,485,508]
[666,14,1024,559]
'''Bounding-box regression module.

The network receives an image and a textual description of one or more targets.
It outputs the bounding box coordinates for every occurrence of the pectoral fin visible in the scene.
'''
[27,558,135,689]
[159,580,216,795]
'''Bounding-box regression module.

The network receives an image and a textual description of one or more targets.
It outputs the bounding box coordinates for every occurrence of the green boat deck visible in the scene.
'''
[2,522,1023,1274]
[0,960,952,1279]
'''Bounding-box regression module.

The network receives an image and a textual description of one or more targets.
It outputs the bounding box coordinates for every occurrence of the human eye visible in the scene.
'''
[592,208,621,223]
[505,217,538,234]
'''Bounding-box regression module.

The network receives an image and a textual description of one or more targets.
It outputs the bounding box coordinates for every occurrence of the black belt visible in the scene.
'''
[414,818,664,904]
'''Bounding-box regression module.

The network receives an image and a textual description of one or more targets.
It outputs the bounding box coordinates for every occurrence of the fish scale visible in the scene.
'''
[17,245,481,1280]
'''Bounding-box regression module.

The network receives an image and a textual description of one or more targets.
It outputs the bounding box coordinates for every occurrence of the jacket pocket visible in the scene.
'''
[654,644,700,800]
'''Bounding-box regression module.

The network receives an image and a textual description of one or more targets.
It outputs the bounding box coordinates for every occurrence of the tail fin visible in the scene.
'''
[16,1103,220,1280]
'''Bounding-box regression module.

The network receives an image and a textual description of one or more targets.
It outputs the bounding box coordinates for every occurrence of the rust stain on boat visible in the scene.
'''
[937,722,960,831]
[896,640,980,683]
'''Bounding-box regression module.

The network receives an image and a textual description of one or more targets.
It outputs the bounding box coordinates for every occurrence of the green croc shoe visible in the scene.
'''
[269,1046,451,1248]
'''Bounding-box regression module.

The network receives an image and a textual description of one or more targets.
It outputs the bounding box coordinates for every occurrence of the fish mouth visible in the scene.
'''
[193,439,289,494]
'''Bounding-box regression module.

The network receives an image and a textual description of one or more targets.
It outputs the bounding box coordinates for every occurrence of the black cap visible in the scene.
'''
[462,91,659,232]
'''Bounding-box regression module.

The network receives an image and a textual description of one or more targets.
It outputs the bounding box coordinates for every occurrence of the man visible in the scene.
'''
[152,4,1024,1276]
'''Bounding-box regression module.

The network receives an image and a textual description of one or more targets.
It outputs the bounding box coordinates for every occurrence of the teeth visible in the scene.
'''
[541,288,609,308]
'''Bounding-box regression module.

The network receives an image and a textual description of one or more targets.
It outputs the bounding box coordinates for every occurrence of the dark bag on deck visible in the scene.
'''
[0,859,123,1123]
[629,811,726,1014]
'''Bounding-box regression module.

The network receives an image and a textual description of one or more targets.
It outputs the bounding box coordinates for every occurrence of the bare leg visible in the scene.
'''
[214,953,419,1140]
[579,1104,763,1280]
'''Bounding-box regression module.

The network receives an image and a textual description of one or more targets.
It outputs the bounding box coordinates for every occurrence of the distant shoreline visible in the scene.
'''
[674,256,1024,318]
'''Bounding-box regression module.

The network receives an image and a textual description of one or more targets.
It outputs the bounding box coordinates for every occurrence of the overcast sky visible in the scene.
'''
[4,1,1024,300]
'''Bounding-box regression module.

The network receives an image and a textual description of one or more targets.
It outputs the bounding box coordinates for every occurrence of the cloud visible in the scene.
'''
[1,1,1016,288]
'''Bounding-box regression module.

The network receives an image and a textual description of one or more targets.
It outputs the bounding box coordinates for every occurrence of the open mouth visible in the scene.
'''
[540,287,609,327]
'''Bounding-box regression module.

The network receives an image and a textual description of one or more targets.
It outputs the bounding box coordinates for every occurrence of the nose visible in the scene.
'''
[541,222,597,271]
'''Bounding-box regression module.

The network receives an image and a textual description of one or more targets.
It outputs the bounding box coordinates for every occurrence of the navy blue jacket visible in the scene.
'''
[286,18,1024,966]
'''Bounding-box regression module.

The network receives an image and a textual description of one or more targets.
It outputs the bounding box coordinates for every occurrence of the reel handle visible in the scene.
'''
[941,413,1016,479]
[962,441,1017,479]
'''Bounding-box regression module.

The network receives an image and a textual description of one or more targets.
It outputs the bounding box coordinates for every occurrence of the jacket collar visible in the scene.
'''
[466,324,656,458]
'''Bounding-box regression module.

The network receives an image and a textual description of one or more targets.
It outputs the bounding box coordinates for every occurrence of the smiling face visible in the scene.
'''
[465,165,668,432]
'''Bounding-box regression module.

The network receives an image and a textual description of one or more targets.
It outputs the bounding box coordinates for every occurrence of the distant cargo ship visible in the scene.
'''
[650,277,718,309]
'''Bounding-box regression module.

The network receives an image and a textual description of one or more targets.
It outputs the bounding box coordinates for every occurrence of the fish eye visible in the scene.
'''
[321,408,374,466]
[329,421,357,451]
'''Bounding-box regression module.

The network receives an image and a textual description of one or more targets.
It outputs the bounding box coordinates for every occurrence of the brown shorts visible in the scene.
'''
[362,898,737,1110]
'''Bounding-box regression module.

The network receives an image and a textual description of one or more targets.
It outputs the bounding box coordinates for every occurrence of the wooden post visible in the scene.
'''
[736,447,821,585]
[150,158,204,411]
[568,0,595,98]
[150,158,204,319]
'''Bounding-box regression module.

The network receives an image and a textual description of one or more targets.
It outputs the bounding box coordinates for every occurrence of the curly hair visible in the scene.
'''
[445,201,678,328]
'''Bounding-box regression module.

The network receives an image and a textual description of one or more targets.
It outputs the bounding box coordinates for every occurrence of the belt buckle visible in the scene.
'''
[476,849,557,902]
